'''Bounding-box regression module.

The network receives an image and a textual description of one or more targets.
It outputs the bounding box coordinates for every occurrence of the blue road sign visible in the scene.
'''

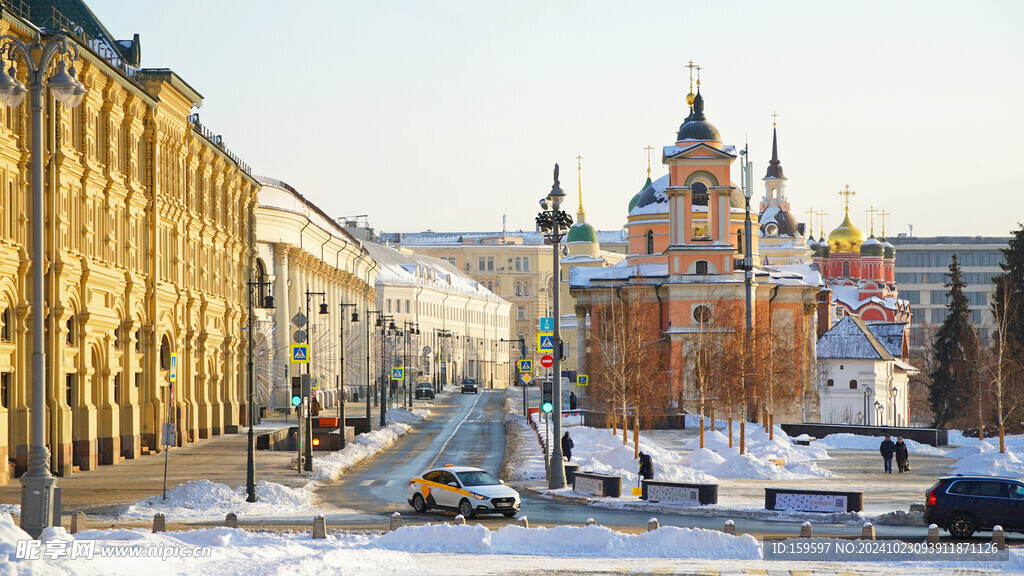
[391,367,405,381]
[540,317,554,331]
[577,374,589,386]
[290,345,309,363]
[518,359,533,373]
[538,334,555,353]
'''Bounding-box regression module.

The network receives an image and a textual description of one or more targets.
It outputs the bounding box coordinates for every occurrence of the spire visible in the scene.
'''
[764,122,785,179]
[576,155,585,221]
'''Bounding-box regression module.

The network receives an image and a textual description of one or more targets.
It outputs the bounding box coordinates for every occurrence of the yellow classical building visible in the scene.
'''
[0,3,257,481]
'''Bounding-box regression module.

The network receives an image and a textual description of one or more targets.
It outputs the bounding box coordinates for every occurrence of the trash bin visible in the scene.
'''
[563,462,580,483]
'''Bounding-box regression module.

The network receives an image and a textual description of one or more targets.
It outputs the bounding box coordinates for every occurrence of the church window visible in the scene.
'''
[692,305,711,325]
[0,307,9,342]
[842,261,850,277]
[690,182,709,206]
[695,261,708,275]
[849,379,858,389]
[646,230,654,255]
[826,379,834,387]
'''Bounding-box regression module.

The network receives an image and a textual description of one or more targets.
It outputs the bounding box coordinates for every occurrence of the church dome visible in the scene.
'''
[629,174,670,217]
[882,238,895,259]
[676,91,721,142]
[629,176,652,213]
[566,221,597,243]
[828,210,864,253]
[816,235,831,257]
[758,205,800,237]
[860,236,884,257]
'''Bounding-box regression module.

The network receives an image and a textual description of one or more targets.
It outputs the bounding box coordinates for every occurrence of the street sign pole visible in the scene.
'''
[162,353,177,501]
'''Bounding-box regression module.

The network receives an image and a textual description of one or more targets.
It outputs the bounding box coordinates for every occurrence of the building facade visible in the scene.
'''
[0,2,258,482]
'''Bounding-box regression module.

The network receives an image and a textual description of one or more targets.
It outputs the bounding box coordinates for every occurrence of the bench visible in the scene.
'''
[641,480,717,505]
[765,487,863,513]
[572,471,622,498]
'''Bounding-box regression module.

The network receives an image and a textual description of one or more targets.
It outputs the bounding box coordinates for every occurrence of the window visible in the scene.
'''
[826,379,834,387]
[0,372,8,408]
[0,308,9,342]
[442,257,456,266]
[737,230,743,255]
[477,256,494,271]
[645,230,655,255]
[66,315,76,346]
[405,300,410,313]
[514,257,530,271]
[695,261,708,275]
[159,335,171,370]
[842,261,850,277]
[517,306,526,321]
[692,305,711,324]
[849,379,857,389]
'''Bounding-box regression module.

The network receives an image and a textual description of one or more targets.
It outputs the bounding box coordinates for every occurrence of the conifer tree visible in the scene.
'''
[990,224,1024,446]
[928,254,978,427]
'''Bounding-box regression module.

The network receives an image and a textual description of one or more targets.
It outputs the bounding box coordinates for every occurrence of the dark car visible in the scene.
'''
[924,475,1024,537]
[414,382,435,399]
[461,378,478,394]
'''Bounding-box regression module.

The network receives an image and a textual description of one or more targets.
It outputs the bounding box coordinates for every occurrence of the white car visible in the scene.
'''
[407,465,520,518]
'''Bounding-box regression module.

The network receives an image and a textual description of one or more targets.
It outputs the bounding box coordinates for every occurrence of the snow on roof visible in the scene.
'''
[865,323,908,357]
[829,284,903,312]
[386,229,627,246]
[766,264,824,287]
[362,242,504,301]
[256,177,360,245]
[628,174,671,217]
[818,315,892,360]
[759,204,781,226]
[569,261,669,287]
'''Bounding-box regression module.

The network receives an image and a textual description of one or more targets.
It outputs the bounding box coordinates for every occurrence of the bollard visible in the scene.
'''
[585,518,597,526]
[312,515,327,539]
[927,524,939,545]
[152,513,166,533]
[225,513,238,529]
[454,514,466,526]
[723,519,736,536]
[516,516,529,529]
[861,522,875,540]
[992,525,1007,551]
[70,512,87,535]
[799,521,812,538]
[647,518,660,532]
[389,512,403,532]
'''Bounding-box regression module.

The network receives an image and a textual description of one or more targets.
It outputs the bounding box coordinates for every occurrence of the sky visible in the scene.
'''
[85,0,1023,239]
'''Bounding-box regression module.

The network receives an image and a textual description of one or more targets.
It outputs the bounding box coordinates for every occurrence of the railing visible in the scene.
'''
[39,7,140,82]
[188,113,252,176]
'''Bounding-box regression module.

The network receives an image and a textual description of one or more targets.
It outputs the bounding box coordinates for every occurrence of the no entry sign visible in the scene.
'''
[540,354,554,368]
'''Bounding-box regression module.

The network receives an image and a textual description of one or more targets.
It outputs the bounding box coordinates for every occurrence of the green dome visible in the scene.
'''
[860,236,884,257]
[567,221,598,243]
[882,238,896,258]
[629,176,653,212]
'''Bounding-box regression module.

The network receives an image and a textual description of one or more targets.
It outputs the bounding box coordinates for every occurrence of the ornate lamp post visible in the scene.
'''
[874,401,884,428]
[338,303,359,448]
[889,385,898,427]
[863,386,872,426]
[374,314,396,427]
[0,32,87,537]
[535,164,573,489]
[244,278,274,502]
[364,310,381,425]
[303,288,329,472]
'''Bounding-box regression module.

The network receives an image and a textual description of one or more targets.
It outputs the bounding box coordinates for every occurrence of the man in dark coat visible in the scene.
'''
[895,437,909,473]
[561,431,574,462]
[879,436,896,473]
[638,452,654,480]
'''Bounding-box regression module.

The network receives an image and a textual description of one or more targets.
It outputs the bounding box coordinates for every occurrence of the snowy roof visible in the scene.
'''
[362,242,505,301]
[865,323,908,358]
[818,315,894,360]
[256,177,364,247]
[830,284,904,312]
[569,261,669,288]
[764,264,824,287]
[628,174,671,217]
[385,229,627,246]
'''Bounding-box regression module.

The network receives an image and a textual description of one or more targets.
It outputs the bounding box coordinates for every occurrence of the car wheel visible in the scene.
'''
[458,499,475,519]
[412,493,427,514]
[948,511,977,538]
[502,510,517,518]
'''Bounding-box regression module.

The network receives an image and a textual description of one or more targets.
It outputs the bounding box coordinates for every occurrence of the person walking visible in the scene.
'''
[569,392,578,410]
[561,431,574,462]
[895,437,910,473]
[879,436,896,473]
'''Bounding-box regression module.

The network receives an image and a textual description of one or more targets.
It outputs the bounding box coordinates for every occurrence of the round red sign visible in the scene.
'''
[540,354,554,368]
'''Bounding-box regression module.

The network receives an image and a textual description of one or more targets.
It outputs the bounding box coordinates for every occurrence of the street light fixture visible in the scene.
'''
[534,164,573,489]
[863,386,872,426]
[338,304,359,449]
[303,288,329,472]
[874,401,884,428]
[0,31,87,538]
[739,145,753,455]
[244,277,274,503]
[889,385,899,427]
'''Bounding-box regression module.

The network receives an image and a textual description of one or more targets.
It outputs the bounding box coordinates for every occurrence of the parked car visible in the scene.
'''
[461,378,478,394]
[414,382,435,400]
[407,465,520,518]
[924,475,1024,537]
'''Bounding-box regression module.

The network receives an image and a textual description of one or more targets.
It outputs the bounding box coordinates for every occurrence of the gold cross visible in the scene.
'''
[644,145,654,177]
[576,155,584,212]
[879,209,890,237]
[865,206,878,236]
[817,210,828,237]
[838,185,856,209]
[696,65,702,88]
[771,111,779,128]
[685,60,697,93]
[805,206,815,236]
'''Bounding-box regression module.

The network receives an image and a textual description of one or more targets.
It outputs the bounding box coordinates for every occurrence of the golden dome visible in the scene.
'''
[827,209,864,253]
[686,92,696,107]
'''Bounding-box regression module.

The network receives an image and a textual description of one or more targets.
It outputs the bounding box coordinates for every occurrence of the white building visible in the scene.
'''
[816,315,916,426]
[362,243,512,390]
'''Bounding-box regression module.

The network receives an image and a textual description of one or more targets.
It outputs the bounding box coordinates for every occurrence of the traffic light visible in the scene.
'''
[541,380,553,413]
[291,377,302,406]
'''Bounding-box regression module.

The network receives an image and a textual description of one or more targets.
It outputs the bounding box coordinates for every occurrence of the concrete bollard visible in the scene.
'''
[152,513,166,533]
[992,525,1007,551]
[389,512,403,532]
[723,519,736,536]
[312,515,327,539]
[927,524,939,545]
[70,512,87,535]
[585,518,597,526]
[799,521,812,538]
[861,522,875,540]
[225,513,238,529]
[516,516,529,529]
[453,514,466,525]
[647,518,660,532]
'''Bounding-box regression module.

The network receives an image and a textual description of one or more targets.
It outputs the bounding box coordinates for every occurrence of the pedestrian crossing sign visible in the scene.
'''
[537,333,554,353]
[391,367,405,381]
[290,345,309,363]
[577,374,589,386]
[518,359,533,373]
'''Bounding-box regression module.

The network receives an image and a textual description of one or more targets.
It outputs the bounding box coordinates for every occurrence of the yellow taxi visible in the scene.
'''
[407,465,520,518]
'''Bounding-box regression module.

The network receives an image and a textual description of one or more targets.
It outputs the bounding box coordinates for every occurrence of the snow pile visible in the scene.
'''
[815,433,947,456]
[313,423,412,481]
[120,480,315,520]
[386,407,431,425]
[953,451,1024,477]
[502,412,546,481]
[0,503,20,517]
[684,430,731,451]
[709,452,815,481]
[947,440,997,459]
[375,523,762,559]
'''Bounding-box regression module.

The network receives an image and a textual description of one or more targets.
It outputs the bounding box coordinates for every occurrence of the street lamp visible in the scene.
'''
[303,288,329,472]
[890,385,899,427]
[863,386,872,426]
[244,277,274,503]
[0,31,87,537]
[374,314,397,427]
[403,321,420,407]
[874,401,884,428]
[338,304,359,449]
[739,145,754,455]
[435,328,452,391]
[364,310,381,426]
[535,163,573,489]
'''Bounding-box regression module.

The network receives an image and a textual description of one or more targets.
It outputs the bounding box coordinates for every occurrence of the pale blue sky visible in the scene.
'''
[88,0,1023,237]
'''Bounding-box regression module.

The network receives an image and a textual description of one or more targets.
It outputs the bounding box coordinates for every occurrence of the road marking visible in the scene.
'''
[385,480,395,486]
[428,391,484,469]
[359,480,373,486]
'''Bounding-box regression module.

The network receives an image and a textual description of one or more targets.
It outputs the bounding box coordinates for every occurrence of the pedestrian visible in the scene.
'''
[879,435,896,474]
[895,437,909,473]
[310,394,321,417]
[638,452,654,480]
[561,431,574,462]
[569,392,578,410]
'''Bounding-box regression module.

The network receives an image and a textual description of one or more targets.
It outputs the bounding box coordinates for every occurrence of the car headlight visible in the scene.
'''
[469,492,488,500]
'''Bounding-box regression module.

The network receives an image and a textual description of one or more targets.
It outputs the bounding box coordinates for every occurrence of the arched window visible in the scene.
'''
[255,258,268,308]
[160,335,171,370]
[646,230,654,255]
[690,182,709,206]
[842,261,850,277]
[695,261,708,275]
[826,379,834,387]
[521,282,529,297]
[849,379,858,389]
[66,315,76,346]
[0,307,9,342]
[514,282,522,297]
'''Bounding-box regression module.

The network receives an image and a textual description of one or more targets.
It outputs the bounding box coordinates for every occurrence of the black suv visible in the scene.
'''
[461,378,478,394]
[414,382,435,400]
[924,475,1024,537]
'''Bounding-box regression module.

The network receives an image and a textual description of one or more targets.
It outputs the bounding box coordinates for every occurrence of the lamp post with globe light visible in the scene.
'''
[0,32,87,537]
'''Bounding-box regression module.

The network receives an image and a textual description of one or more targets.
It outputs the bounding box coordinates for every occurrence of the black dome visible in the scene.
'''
[759,208,800,237]
[676,91,721,141]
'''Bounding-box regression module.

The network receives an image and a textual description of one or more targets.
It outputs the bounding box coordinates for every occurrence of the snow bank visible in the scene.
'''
[953,451,1024,477]
[387,407,431,425]
[502,412,546,481]
[120,480,315,520]
[313,408,426,481]
[815,433,947,456]
[375,523,761,559]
